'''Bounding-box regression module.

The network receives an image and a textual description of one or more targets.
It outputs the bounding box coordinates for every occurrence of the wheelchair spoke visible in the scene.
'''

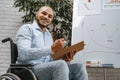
[0,73,21,80]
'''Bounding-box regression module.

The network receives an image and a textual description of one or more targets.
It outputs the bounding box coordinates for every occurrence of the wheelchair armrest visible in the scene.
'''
[10,63,33,67]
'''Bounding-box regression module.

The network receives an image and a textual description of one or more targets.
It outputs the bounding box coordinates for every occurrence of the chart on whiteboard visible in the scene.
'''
[77,0,101,16]
[103,0,120,10]
[82,15,120,54]
[72,0,120,54]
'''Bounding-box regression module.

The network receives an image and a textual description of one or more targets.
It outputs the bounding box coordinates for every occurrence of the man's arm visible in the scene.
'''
[16,25,52,61]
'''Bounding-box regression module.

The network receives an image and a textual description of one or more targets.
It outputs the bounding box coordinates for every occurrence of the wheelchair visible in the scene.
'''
[0,37,37,80]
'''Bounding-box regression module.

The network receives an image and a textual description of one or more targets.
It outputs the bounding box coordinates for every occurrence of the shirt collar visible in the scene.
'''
[32,20,47,32]
[32,20,49,33]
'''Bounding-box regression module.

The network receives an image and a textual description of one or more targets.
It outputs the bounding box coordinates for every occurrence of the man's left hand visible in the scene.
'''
[62,51,76,62]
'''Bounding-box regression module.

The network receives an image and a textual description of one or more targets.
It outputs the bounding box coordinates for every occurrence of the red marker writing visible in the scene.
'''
[88,0,91,3]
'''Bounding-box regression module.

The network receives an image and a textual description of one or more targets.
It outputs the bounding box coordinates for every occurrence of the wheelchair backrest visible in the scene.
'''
[2,37,18,64]
[11,42,18,64]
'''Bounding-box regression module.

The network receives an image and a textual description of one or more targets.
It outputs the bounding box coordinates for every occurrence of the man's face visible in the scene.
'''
[36,7,54,28]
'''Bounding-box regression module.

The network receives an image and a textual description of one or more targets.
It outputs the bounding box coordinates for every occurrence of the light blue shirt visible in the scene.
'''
[16,21,54,64]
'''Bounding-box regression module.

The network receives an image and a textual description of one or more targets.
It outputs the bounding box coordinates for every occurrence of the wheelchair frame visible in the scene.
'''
[0,37,37,80]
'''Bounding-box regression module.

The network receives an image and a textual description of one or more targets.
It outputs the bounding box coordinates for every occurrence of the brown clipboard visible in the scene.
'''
[51,41,84,60]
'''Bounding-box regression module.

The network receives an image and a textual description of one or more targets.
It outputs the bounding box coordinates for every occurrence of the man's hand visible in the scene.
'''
[51,38,65,53]
[62,51,76,62]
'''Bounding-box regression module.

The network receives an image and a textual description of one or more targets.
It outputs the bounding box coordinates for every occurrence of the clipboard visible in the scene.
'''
[51,41,84,60]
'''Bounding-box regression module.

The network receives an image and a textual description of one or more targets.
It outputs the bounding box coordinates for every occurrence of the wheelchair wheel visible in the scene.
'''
[0,73,21,80]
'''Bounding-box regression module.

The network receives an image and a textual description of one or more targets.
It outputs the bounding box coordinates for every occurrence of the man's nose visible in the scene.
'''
[44,15,48,19]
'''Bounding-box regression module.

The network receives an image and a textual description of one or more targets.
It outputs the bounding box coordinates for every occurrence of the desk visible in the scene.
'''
[87,67,120,80]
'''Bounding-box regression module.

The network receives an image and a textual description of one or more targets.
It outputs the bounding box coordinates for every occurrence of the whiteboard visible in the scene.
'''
[72,0,120,68]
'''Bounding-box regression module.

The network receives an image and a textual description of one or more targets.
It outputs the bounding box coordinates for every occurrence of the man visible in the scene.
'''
[16,6,88,80]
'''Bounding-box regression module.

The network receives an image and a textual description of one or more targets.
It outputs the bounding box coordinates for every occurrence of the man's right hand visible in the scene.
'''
[51,38,65,53]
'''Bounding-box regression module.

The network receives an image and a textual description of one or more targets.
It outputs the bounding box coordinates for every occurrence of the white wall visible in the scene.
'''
[72,0,120,68]
[0,0,24,75]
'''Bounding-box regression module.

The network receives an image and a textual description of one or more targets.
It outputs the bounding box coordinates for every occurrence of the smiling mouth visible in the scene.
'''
[42,19,48,23]
[42,21,48,24]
